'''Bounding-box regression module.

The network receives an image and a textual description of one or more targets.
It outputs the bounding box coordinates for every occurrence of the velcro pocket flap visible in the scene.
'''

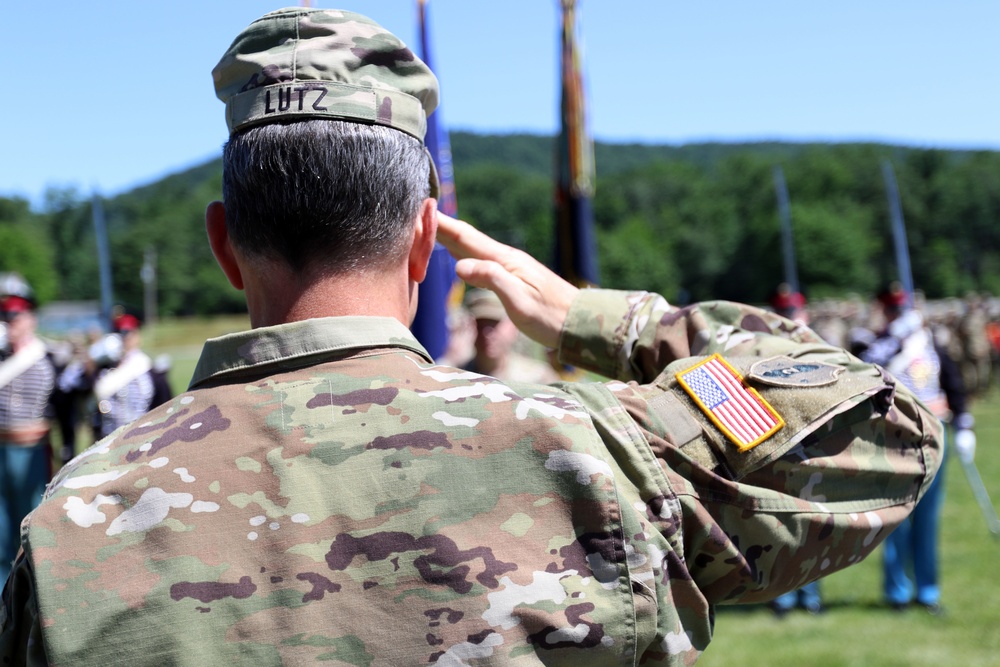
[654,354,891,480]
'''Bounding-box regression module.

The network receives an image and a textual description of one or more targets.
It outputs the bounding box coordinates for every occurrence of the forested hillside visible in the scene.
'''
[2,133,998,316]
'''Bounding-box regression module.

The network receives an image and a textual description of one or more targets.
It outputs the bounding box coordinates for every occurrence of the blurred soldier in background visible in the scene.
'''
[769,283,808,325]
[958,292,991,397]
[462,287,559,384]
[49,333,93,466]
[808,298,850,351]
[860,282,973,614]
[0,278,55,583]
[767,283,824,616]
[987,309,1000,387]
[434,302,476,368]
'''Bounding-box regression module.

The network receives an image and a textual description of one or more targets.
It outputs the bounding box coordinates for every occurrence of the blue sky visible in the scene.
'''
[3,1,998,207]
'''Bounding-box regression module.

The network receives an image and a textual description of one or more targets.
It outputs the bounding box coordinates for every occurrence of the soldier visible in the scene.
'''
[49,331,93,466]
[987,309,1000,387]
[2,8,942,666]
[462,287,559,384]
[0,279,55,583]
[765,284,824,617]
[768,283,808,325]
[957,292,991,397]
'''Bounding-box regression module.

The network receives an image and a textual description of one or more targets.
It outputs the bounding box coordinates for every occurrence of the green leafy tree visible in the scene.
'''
[0,197,58,303]
[454,164,552,258]
[12,135,1000,314]
[41,187,100,302]
[598,216,679,299]
[792,199,881,298]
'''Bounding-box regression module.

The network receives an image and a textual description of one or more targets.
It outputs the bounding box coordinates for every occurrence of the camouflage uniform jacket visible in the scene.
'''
[1,290,942,666]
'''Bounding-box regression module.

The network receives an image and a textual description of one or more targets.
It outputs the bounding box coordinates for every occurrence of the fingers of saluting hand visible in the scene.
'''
[435,212,552,290]
[435,213,509,262]
[434,212,578,350]
[436,213,548,281]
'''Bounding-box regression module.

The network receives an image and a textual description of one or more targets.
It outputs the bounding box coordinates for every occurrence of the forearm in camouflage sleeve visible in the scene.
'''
[559,290,831,383]
[561,289,944,604]
[633,376,941,605]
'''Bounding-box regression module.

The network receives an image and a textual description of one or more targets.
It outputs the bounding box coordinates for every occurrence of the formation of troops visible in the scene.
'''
[808,289,999,400]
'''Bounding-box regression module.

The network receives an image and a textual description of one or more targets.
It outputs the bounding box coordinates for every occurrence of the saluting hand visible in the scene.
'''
[435,212,579,350]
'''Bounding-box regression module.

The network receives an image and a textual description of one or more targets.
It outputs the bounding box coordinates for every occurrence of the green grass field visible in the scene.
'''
[77,319,1000,665]
[143,314,250,394]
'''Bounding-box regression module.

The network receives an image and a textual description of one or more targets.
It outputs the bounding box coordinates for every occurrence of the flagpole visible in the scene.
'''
[554,0,599,287]
[92,192,114,328]
[881,160,914,310]
[773,166,799,293]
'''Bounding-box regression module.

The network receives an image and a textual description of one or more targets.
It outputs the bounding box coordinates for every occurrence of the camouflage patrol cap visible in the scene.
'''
[464,288,508,322]
[213,7,441,195]
[213,7,439,141]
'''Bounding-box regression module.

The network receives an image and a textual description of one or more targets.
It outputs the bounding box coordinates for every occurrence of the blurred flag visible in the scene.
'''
[772,166,800,294]
[412,0,460,360]
[881,160,915,310]
[554,0,599,287]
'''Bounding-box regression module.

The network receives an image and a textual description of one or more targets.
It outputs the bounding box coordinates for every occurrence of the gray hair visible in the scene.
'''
[222,120,431,274]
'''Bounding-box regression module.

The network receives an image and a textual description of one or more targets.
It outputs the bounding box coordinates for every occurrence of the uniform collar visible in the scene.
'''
[189,316,432,389]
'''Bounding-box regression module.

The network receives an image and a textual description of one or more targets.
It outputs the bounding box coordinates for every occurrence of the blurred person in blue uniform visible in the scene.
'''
[860,283,973,614]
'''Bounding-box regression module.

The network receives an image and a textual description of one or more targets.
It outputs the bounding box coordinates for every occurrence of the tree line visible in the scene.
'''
[2,133,998,317]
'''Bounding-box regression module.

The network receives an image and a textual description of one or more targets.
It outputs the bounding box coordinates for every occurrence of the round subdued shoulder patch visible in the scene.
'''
[748,356,844,387]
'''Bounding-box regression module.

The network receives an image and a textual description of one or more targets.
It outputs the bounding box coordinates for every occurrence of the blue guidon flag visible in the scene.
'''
[411,0,460,361]
[676,354,784,451]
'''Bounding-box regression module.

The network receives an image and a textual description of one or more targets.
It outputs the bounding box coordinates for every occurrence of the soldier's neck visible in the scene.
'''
[243,261,413,329]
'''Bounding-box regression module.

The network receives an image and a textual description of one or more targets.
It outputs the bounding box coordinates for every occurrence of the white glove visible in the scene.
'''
[888,310,924,340]
[954,429,976,464]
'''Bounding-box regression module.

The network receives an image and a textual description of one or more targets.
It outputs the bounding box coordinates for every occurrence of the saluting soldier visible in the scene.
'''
[3,9,943,665]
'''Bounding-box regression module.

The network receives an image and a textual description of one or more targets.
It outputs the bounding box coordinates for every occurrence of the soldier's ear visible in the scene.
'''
[408,197,438,284]
[205,201,245,291]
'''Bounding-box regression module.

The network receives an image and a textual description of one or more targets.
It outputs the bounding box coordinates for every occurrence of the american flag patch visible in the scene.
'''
[676,354,784,451]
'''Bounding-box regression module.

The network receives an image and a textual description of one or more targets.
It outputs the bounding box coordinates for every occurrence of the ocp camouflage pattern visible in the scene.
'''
[213,8,439,142]
[1,289,942,666]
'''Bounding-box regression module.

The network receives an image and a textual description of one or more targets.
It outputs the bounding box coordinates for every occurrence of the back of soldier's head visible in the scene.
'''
[212,8,440,274]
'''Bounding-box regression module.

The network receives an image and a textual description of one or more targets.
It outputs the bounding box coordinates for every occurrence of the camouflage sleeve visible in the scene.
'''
[558,289,828,382]
[560,290,944,606]
[0,553,48,666]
